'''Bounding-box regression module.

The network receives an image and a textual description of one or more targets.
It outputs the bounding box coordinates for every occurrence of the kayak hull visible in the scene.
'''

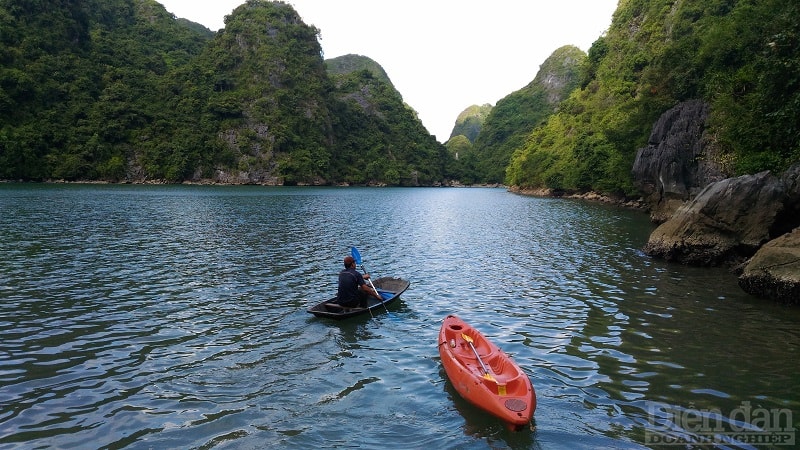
[438,314,536,431]
[306,276,410,320]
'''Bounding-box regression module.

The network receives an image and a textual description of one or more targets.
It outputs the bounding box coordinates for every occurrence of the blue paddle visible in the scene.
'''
[351,246,390,314]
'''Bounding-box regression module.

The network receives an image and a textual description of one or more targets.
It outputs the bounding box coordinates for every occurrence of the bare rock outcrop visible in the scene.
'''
[736,164,800,303]
[633,98,800,302]
[632,100,726,223]
[642,171,786,266]
[738,228,800,304]
[777,162,800,234]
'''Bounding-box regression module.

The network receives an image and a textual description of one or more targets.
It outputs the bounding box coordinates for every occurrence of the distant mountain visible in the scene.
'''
[449,104,493,143]
[326,54,394,87]
[0,0,453,185]
[325,54,450,185]
[469,45,586,184]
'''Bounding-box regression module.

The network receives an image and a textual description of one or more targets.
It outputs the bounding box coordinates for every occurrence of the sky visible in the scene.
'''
[157,0,619,142]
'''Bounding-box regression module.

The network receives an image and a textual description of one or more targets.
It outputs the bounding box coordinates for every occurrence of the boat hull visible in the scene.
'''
[306,277,410,320]
[438,314,536,431]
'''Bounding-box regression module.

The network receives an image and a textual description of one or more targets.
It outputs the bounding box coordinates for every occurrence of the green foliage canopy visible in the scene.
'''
[473,45,586,184]
[0,0,452,186]
[507,0,800,195]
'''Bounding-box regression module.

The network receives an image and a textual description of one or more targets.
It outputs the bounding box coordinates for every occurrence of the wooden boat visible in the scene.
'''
[306,276,410,320]
[438,314,536,431]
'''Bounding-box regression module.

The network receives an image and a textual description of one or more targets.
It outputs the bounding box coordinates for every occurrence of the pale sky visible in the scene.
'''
[158,0,618,142]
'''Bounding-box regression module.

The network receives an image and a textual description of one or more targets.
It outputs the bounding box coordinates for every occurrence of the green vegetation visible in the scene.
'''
[328,66,452,185]
[506,0,800,195]
[449,104,493,143]
[0,0,449,185]
[445,104,492,184]
[472,45,586,184]
[326,54,394,87]
[3,0,796,190]
[444,134,473,184]
[0,0,214,181]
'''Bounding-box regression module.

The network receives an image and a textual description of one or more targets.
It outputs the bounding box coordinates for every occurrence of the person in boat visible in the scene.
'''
[336,255,381,308]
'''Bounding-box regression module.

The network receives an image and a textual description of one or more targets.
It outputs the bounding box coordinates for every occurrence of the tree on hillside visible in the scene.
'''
[507,0,799,195]
[472,45,586,184]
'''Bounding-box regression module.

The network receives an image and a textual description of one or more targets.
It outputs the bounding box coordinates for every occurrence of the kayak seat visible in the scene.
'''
[467,341,495,358]
[488,358,513,382]
[488,357,529,393]
[453,342,496,364]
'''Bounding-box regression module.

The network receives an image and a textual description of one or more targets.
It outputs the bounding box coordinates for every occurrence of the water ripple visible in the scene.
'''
[1,185,798,449]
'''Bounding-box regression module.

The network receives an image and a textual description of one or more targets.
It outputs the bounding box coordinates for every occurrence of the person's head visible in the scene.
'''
[343,255,355,268]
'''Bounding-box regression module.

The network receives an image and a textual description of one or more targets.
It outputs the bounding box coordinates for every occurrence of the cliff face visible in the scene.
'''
[635,104,800,303]
[632,100,726,223]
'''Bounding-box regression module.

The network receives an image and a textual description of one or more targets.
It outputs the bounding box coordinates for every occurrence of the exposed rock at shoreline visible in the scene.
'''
[738,228,800,304]
[640,164,800,304]
[642,171,786,266]
[631,100,726,223]
[629,99,800,304]
[508,186,647,210]
[210,169,284,186]
[736,164,800,304]
[514,167,800,304]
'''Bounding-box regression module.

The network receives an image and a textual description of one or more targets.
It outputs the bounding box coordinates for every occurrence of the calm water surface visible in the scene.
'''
[0,184,798,449]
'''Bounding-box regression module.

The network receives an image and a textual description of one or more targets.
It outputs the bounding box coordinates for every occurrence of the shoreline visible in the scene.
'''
[1,179,649,211]
[508,186,649,212]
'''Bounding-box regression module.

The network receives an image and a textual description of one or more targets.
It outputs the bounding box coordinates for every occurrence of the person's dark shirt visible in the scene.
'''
[337,267,365,305]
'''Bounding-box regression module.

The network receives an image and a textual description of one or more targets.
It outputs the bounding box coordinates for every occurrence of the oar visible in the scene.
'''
[351,246,390,315]
[461,333,496,381]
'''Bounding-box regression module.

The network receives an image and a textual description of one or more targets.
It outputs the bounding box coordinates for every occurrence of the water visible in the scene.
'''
[0,184,797,449]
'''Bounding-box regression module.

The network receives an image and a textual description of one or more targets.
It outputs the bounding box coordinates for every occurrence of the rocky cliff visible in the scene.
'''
[634,103,800,303]
[631,100,726,223]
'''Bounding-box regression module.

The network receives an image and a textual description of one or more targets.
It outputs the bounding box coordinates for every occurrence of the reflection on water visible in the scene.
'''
[0,184,797,449]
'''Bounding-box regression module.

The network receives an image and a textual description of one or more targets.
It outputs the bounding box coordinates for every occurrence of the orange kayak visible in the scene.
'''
[438,314,536,431]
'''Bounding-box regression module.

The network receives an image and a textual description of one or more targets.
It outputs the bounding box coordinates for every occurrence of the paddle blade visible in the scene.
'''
[461,333,474,343]
[350,246,362,265]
